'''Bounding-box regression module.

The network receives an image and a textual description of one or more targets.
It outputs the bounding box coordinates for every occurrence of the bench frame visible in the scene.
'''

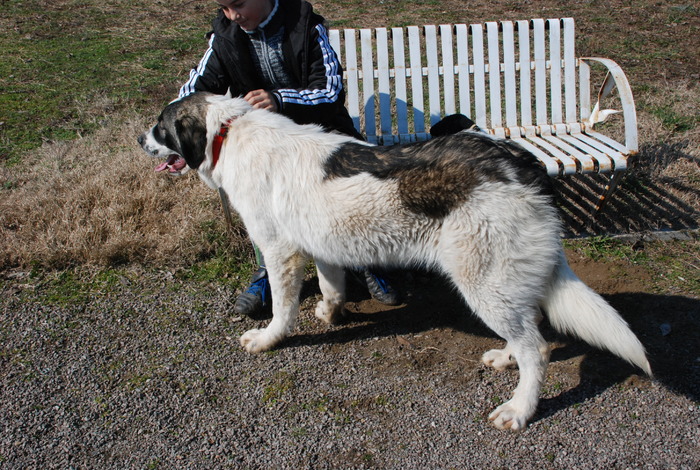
[329,18,638,209]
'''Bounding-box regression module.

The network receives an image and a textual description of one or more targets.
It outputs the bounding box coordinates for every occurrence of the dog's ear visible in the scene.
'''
[175,115,208,169]
[430,114,480,137]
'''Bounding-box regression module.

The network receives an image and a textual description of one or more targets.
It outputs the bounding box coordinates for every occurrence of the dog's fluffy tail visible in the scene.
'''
[542,250,652,376]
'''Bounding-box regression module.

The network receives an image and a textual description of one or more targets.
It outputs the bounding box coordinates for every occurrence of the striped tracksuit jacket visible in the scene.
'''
[179,0,360,139]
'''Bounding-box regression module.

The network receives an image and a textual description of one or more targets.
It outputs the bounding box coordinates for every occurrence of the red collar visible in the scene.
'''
[212,118,235,168]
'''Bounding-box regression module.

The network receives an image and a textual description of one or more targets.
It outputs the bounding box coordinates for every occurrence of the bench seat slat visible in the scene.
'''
[579,132,629,171]
[571,133,624,171]
[558,133,614,173]
[526,135,579,174]
[511,138,562,175]
[542,134,596,173]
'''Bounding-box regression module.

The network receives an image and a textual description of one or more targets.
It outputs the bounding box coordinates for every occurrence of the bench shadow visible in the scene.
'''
[556,141,699,237]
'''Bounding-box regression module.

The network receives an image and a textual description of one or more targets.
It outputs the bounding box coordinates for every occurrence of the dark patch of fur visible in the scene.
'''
[324,132,551,218]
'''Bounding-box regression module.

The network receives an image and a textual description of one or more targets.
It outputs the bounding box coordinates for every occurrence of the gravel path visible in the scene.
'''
[1,268,698,469]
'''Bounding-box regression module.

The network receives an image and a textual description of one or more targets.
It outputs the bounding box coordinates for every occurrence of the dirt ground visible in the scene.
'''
[2,237,698,468]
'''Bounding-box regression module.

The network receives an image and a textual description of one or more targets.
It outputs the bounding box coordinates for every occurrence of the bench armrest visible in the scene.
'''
[580,57,638,153]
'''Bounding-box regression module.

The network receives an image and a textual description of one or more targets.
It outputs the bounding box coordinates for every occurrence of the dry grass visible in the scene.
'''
[0,112,248,269]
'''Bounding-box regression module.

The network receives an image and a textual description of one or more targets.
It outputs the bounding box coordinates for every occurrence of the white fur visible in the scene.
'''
[141,94,651,431]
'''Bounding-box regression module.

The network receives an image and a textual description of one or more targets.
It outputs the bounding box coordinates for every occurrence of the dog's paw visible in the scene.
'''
[482,348,517,371]
[314,300,346,325]
[488,401,529,431]
[239,328,279,353]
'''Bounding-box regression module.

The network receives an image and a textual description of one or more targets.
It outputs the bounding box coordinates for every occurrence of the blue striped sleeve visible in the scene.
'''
[276,24,343,106]
[178,35,217,98]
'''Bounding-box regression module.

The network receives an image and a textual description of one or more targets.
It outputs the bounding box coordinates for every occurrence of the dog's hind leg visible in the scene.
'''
[240,250,307,353]
[481,343,517,371]
[314,260,347,325]
[487,324,550,431]
[482,309,544,370]
[447,264,550,430]
[470,300,549,431]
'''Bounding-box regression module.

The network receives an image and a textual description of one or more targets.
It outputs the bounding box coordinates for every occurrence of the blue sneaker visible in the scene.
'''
[363,269,400,305]
[234,267,270,316]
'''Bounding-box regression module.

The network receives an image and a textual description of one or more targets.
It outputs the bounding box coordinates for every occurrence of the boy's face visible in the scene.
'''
[217,0,273,31]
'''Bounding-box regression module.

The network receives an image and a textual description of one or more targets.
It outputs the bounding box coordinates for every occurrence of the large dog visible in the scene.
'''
[139,92,651,430]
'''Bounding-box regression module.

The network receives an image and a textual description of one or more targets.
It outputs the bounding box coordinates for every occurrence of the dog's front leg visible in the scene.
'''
[240,251,307,353]
[314,260,346,325]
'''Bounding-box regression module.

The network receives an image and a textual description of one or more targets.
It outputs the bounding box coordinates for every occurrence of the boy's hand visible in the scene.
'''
[244,89,278,111]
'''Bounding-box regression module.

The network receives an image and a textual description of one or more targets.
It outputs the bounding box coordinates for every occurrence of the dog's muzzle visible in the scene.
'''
[137,133,188,174]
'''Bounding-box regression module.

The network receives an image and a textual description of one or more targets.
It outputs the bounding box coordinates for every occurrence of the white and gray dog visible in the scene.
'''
[139,92,651,430]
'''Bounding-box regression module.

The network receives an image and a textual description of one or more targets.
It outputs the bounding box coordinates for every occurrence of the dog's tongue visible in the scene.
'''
[169,156,187,172]
[155,155,186,173]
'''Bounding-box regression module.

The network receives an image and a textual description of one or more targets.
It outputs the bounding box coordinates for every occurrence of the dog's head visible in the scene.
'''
[138,92,250,176]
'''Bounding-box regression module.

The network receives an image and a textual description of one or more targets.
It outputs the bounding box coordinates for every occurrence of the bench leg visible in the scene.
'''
[595,170,625,214]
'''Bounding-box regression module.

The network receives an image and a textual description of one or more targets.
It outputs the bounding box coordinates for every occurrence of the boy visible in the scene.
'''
[179,0,399,315]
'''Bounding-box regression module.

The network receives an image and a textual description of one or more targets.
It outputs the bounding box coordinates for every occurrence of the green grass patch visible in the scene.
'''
[646,105,699,133]
[262,371,296,406]
[0,0,209,163]
[31,268,126,306]
[178,253,253,287]
[564,237,648,264]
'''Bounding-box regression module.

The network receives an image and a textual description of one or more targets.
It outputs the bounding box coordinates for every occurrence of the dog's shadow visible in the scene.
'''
[537,291,700,422]
[292,269,498,346]
[287,272,699,421]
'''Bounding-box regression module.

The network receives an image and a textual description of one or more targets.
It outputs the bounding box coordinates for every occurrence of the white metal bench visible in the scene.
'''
[329,18,638,208]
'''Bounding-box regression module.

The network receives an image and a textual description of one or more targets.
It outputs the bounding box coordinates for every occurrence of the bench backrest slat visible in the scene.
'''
[331,18,605,149]
[390,28,409,139]
[533,19,548,127]
[440,24,457,117]
[549,19,563,125]
[407,26,426,139]
[563,18,578,123]
[502,21,518,129]
[517,20,533,127]
[359,29,375,142]
[376,28,392,143]
[455,24,471,121]
[470,24,487,130]
[425,25,442,127]
[486,22,502,131]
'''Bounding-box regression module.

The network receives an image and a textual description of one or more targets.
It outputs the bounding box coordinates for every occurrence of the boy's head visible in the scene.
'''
[217,0,274,31]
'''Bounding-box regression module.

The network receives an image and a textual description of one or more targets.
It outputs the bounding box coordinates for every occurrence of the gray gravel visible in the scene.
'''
[1,269,698,469]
